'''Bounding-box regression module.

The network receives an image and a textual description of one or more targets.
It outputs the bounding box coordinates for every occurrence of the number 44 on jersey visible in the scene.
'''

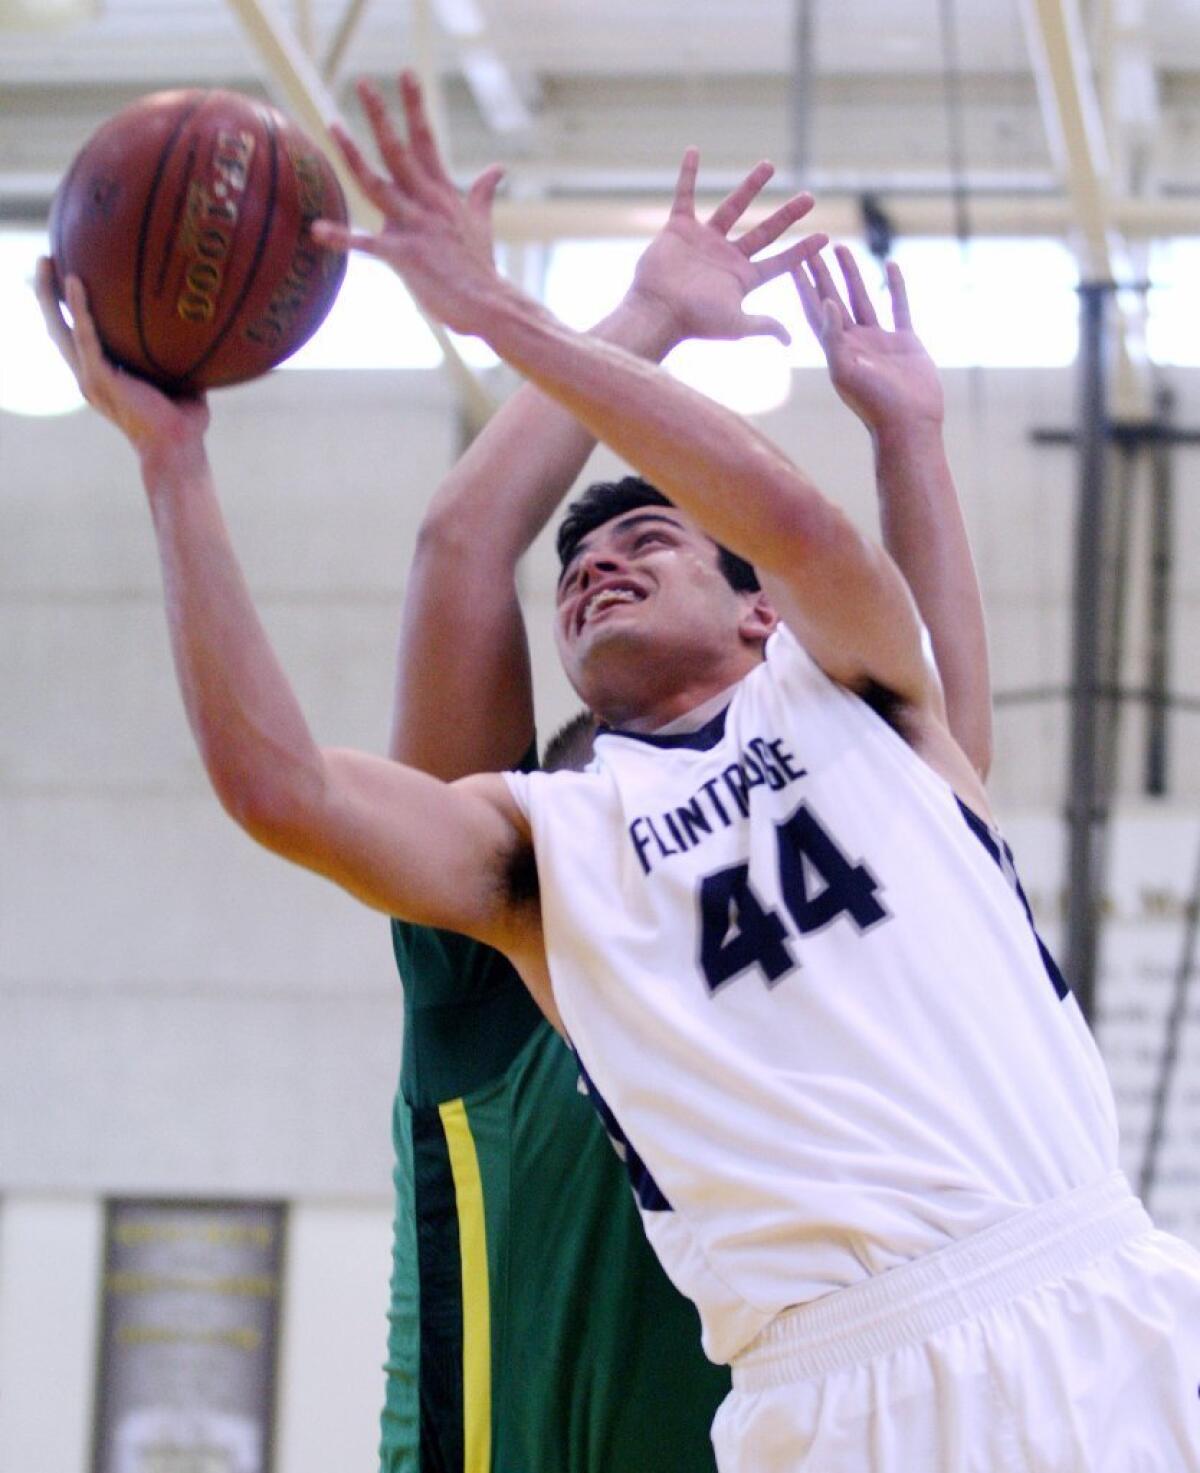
[698,802,889,994]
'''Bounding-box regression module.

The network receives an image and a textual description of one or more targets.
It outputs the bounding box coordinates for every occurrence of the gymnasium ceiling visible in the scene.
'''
[1,0,1198,250]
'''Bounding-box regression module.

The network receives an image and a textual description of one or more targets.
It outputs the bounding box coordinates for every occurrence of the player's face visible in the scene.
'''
[554,508,762,711]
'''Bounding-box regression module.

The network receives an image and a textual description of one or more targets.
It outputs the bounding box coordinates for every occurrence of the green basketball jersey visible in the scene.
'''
[380,919,730,1473]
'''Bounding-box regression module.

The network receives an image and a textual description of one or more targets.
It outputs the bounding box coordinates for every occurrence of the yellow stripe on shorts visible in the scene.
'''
[439,1097,492,1473]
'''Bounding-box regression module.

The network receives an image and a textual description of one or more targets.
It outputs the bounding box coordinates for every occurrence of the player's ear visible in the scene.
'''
[738,589,778,647]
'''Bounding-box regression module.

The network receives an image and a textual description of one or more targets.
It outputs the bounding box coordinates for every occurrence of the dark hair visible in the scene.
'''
[541,709,598,773]
[556,475,759,593]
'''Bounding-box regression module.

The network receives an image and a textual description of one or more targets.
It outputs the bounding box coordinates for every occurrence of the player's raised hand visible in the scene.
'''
[35,259,209,463]
[312,72,507,335]
[795,247,943,431]
[628,149,826,347]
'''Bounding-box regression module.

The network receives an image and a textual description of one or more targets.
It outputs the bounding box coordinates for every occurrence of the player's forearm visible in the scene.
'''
[390,294,681,771]
[141,445,327,841]
[872,419,993,777]
[420,292,681,555]
[476,283,823,576]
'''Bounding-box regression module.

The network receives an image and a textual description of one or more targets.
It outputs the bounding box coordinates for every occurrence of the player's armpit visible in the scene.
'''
[259,748,535,954]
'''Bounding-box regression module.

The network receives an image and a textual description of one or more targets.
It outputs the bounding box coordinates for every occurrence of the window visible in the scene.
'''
[0,229,85,417]
[6,222,1198,420]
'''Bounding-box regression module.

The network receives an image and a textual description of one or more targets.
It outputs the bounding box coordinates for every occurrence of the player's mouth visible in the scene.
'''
[577,581,646,634]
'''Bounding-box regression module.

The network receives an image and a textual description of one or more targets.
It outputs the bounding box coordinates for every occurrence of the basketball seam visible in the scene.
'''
[178,104,281,388]
[134,93,205,381]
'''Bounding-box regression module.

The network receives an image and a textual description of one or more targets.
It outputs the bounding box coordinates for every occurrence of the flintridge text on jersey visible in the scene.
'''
[629,735,806,876]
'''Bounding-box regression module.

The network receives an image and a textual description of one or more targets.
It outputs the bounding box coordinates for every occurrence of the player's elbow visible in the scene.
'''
[413,498,519,572]
[413,504,472,563]
[207,752,328,859]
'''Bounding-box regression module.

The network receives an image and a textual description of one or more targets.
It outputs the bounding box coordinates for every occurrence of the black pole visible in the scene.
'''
[1063,281,1112,1024]
[1096,442,1136,800]
[1138,823,1200,1206]
[1145,387,1175,797]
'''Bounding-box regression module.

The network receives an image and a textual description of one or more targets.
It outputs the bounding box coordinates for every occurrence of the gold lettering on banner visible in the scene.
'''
[106,1271,277,1297]
[116,1324,263,1351]
[114,1221,274,1247]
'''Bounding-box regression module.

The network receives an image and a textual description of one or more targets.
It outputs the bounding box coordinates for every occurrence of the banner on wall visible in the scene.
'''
[1006,809,1200,1247]
[91,1200,286,1473]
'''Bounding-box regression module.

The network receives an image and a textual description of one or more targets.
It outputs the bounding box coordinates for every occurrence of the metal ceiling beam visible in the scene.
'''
[430,0,536,135]
[1018,0,1158,423]
[224,0,497,432]
[293,0,315,58]
[1017,0,1123,282]
[486,192,1200,243]
[322,0,372,85]
[4,171,1199,239]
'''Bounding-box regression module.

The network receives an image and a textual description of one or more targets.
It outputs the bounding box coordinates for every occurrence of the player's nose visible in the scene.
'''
[576,547,623,589]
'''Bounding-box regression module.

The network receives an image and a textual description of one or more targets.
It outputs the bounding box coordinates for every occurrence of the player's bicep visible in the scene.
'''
[282,749,528,948]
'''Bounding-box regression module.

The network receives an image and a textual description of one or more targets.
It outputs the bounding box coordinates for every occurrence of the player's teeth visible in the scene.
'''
[590,589,636,616]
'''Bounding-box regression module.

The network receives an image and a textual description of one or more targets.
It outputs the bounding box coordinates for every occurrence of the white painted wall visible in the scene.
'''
[0,1196,104,1473]
[275,1203,395,1473]
[3,358,1199,1468]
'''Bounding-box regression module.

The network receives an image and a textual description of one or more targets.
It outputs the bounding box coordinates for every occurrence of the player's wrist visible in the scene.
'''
[867,408,945,451]
[613,283,688,359]
[138,427,211,492]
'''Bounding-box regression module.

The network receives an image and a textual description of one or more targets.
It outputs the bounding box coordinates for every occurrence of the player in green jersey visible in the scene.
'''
[383,917,732,1472]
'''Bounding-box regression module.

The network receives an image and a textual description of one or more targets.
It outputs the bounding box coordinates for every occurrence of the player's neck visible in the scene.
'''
[595,647,763,734]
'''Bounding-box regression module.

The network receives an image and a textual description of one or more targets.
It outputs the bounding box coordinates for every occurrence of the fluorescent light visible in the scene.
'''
[668,337,792,416]
[545,238,794,414]
[280,254,443,371]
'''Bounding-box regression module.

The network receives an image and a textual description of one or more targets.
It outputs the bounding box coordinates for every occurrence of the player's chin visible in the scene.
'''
[572,616,647,668]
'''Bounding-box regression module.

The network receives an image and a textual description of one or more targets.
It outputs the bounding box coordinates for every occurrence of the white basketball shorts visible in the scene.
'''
[713,1174,1200,1472]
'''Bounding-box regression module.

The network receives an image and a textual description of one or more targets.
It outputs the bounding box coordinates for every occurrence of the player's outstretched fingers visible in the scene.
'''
[398,70,452,185]
[807,250,854,329]
[670,147,701,219]
[310,218,391,258]
[34,258,81,377]
[356,79,421,197]
[834,244,878,326]
[466,164,507,219]
[792,261,824,338]
[707,161,774,236]
[749,233,828,293]
[737,194,817,260]
[886,259,913,332]
[327,120,410,222]
[792,261,843,348]
[62,274,116,406]
[739,308,791,346]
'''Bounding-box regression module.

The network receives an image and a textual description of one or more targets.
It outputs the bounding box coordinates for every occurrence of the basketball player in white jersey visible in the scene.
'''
[42,71,1200,1470]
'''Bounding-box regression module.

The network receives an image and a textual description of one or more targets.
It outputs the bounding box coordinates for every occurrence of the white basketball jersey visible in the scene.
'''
[505,625,1119,1363]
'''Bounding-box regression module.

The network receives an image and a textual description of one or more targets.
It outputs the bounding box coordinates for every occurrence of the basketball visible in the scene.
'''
[49,89,349,394]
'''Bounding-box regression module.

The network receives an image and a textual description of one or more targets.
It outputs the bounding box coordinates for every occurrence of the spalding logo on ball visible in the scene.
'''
[50,89,349,393]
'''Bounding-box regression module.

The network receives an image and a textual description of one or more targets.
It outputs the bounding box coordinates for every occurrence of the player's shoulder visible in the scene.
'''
[454,768,534,842]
